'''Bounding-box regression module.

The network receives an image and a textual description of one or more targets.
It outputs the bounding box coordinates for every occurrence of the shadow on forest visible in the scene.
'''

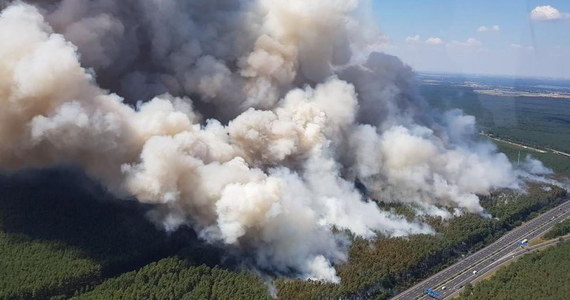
[0,167,225,276]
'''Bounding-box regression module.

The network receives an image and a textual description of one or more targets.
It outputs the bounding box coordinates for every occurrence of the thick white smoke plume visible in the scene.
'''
[0,1,550,282]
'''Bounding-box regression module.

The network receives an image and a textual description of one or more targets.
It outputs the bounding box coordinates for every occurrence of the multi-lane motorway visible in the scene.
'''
[443,233,570,299]
[391,199,570,300]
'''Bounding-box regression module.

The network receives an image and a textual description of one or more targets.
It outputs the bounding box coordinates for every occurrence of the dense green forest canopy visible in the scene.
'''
[74,258,272,300]
[0,168,219,300]
[0,167,566,300]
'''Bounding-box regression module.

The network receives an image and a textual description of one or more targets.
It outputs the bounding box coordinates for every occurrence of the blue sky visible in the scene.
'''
[371,0,570,78]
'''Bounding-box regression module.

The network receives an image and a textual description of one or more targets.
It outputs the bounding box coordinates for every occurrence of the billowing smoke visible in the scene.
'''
[0,1,552,282]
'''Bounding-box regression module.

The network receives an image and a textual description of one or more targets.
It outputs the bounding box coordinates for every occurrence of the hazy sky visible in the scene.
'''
[372,0,570,78]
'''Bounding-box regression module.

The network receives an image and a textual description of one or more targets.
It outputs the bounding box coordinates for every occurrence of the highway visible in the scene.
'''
[444,233,570,299]
[391,199,570,300]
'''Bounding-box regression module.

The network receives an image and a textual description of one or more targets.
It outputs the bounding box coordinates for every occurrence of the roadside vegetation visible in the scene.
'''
[460,242,570,300]
[543,219,570,240]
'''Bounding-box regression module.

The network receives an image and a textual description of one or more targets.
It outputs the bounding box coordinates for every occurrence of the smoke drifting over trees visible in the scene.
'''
[0,0,554,282]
